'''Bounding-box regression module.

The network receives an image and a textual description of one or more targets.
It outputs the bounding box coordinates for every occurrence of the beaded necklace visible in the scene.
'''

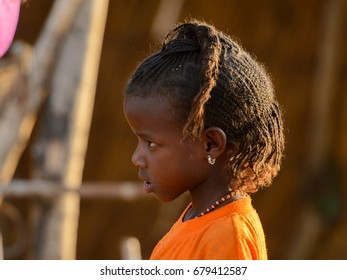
[195,191,236,218]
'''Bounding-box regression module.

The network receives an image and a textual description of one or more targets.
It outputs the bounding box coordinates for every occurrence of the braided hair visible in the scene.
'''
[125,20,284,193]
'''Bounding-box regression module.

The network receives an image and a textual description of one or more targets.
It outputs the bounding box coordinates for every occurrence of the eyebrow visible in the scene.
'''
[135,131,154,140]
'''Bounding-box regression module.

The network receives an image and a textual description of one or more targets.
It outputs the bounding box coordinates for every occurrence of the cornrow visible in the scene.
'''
[125,19,285,193]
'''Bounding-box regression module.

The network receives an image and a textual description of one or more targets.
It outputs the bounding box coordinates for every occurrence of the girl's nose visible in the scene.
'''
[132,145,146,168]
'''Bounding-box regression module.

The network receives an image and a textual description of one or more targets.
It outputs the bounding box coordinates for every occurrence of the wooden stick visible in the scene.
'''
[30,0,109,260]
[0,180,145,199]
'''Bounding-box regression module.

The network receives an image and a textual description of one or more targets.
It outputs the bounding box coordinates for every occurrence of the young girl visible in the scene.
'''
[123,19,284,260]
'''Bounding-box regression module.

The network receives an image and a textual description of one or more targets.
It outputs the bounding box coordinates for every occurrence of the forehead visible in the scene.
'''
[123,95,183,137]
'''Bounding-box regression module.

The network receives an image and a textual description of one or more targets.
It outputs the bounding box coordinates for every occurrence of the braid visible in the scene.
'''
[163,21,222,139]
[125,19,285,193]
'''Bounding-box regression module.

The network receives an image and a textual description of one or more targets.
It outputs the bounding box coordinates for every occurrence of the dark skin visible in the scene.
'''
[123,95,244,221]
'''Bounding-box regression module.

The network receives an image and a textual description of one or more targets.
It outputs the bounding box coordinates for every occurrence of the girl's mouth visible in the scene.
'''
[143,181,154,193]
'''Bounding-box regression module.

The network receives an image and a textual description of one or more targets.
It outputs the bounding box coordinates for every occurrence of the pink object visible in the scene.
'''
[0,0,21,57]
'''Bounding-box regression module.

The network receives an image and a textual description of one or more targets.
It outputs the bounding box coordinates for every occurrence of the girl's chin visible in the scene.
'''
[153,192,181,203]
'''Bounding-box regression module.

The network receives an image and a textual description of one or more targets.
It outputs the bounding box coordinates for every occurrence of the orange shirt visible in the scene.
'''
[150,196,267,260]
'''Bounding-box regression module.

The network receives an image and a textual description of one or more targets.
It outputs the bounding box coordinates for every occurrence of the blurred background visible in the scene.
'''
[0,0,346,260]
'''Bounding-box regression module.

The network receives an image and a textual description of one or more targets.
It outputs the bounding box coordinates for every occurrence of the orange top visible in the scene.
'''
[150,196,267,260]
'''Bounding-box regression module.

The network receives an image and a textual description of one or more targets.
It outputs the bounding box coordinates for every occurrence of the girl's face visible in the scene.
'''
[123,95,211,202]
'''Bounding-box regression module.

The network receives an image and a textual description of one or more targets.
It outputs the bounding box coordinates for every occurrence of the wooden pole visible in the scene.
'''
[0,180,144,199]
[0,0,84,184]
[0,0,85,260]
[0,42,32,184]
[31,0,108,260]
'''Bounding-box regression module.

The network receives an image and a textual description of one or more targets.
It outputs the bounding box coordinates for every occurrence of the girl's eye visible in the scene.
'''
[147,141,157,148]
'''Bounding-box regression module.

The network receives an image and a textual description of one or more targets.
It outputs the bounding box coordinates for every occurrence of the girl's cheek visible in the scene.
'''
[0,0,21,57]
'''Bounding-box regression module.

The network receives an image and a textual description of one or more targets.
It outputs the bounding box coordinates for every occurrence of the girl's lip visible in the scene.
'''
[138,173,154,193]
[143,181,154,193]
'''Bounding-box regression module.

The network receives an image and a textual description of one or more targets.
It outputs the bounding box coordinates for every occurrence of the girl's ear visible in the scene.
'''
[202,127,227,159]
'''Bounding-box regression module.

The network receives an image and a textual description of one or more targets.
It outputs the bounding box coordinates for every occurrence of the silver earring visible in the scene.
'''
[207,155,216,165]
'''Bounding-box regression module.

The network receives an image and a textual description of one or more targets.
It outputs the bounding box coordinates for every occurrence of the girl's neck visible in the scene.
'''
[183,175,237,221]
[184,187,245,221]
